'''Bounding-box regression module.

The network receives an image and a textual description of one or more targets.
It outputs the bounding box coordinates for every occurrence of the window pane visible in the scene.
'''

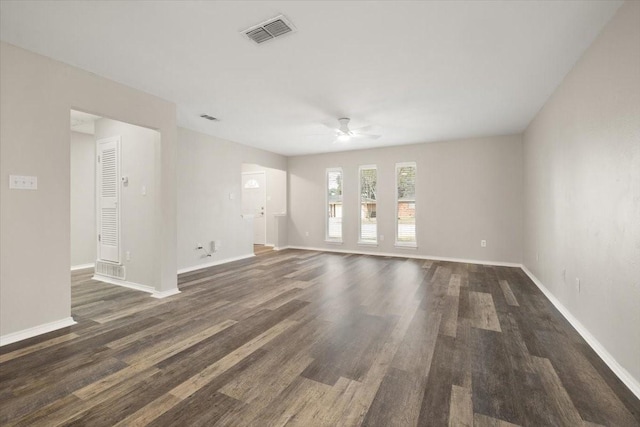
[244,179,260,189]
[397,164,416,243]
[327,169,342,240]
[360,167,377,242]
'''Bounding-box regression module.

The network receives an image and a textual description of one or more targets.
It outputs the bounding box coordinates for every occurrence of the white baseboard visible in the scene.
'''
[0,317,77,347]
[520,265,640,399]
[93,274,182,300]
[286,245,521,267]
[92,274,155,294]
[274,246,290,251]
[265,243,275,247]
[71,263,94,271]
[177,253,255,275]
[151,288,181,299]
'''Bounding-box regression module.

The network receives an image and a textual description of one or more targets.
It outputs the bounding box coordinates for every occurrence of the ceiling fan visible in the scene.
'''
[332,118,381,143]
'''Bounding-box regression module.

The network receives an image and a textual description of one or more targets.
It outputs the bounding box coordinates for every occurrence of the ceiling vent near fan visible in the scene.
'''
[243,15,296,44]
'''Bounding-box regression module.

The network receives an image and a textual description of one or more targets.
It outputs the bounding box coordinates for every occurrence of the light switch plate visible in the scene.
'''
[9,175,38,190]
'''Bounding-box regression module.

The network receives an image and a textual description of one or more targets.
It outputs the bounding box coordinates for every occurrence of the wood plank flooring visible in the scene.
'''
[1,250,639,426]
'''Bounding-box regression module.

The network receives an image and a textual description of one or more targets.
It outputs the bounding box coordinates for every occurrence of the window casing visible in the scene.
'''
[326,168,343,242]
[358,165,377,244]
[395,162,417,247]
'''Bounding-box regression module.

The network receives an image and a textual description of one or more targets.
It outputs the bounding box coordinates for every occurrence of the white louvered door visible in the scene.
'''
[97,136,121,263]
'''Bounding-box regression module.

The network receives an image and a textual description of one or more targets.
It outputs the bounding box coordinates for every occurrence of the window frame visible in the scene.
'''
[395,162,417,248]
[358,164,378,246]
[325,167,344,243]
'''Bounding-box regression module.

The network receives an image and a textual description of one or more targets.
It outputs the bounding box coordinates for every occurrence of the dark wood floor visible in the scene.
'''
[1,250,638,426]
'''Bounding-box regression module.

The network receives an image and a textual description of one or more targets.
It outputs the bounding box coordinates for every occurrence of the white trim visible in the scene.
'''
[395,161,417,246]
[286,245,521,267]
[93,274,182,300]
[265,243,275,248]
[273,246,290,251]
[92,274,155,294]
[358,164,378,245]
[177,253,255,274]
[0,317,77,347]
[394,243,417,249]
[151,288,181,299]
[71,263,95,271]
[358,241,378,247]
[325,167,343,242]
[520,265,640,399]
[324,239,343,245]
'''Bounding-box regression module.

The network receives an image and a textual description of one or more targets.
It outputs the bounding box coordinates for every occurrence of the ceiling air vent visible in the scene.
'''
[243,15,296,44]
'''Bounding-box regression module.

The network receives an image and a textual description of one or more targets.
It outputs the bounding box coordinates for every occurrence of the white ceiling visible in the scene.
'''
[0,1,622,156]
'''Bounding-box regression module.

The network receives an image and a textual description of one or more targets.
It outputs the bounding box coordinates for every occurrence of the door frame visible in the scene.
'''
[241,171,267,245]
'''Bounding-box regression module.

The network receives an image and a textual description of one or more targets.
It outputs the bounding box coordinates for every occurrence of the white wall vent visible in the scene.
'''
[95,261,126,280]
[243,15,296,44]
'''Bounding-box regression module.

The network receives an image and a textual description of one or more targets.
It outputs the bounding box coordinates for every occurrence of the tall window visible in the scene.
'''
[326,168,343,241]
[359,165,377,244]
[396,162,416,246]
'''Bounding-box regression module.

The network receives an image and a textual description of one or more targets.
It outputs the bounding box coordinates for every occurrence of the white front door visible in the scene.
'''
[242,172,266,245]
[97,136,121,263]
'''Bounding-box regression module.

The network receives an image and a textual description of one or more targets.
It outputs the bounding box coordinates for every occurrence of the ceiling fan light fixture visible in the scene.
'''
[327,117,381,144]
[337,118,351,134]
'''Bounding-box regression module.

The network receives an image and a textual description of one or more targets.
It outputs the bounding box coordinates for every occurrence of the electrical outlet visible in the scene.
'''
[125,251,131,262]
[576,277,581,293]
[379,235,385,241]
[213,240,221,251]
[9,175,38,190]
[481,240,487,248]
[562,268,566,283]
[305,231,309,237]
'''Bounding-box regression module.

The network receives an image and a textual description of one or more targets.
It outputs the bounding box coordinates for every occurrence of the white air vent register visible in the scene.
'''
[243,15,296,44]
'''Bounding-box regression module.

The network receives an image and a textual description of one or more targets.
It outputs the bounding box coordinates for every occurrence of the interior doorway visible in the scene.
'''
[70,110,100,271]
[241,163,287,253]
[242,171,266,245]
[70,109,161,293]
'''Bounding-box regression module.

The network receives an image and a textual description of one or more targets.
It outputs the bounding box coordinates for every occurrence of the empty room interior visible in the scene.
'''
[0,1,639,426]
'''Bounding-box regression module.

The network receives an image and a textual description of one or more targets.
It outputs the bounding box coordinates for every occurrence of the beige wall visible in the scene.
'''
[95,118,160,287]
[177,128,287,272]
[0,42,177,337]
[2,3,638,395]
[70,131,96,267]
[523,1,640,384]
[288,135,523,264]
